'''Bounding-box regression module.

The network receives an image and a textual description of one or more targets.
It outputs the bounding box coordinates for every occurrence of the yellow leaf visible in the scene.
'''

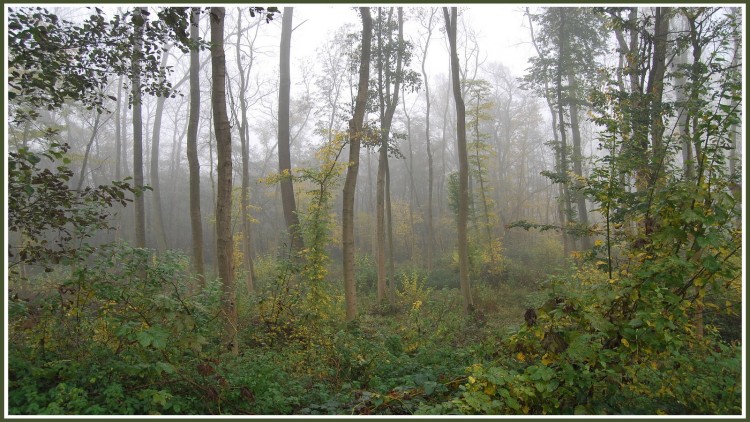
[516,352,526,362]
[621,338,630,347]
[522,405,530,414]
[541,353,554,366]
[468,376,476,384]
[484,385,496,396]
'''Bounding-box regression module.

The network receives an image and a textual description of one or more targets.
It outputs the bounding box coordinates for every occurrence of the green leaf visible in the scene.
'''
[423,381,437,396]
[628,318,643,328]
[136,330,152,348]
[155,362,175,375]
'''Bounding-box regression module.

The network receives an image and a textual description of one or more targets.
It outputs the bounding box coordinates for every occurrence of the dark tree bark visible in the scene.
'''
[278,7,304,255]
[444,7,474,314]
[132,6,146,248]
[211,6,238,355]
[342,7,372,321]
[187,7,205,285]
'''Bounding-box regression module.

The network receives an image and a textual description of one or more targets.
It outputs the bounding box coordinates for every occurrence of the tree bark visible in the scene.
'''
[187,7,205,285]
[211,6,238,355]
[444,7,474,314]
[343,7,372,321]
[555,9,576,251]
[278,7,304,256]
[132,6,146,249]
[76,112,102,192]
[236,9,257,292]
[419,8,436,273]
[567,71,591,250]
[150,48,170,252]
[375,7,404,303]
[115,75,122,181]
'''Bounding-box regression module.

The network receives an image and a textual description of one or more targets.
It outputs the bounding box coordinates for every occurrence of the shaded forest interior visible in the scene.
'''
[7,6,743,415]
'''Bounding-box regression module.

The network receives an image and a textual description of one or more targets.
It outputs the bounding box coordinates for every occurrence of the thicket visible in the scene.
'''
[7,130,742,415]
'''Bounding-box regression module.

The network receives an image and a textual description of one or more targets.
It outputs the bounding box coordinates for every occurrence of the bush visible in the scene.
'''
[8,244,213,415]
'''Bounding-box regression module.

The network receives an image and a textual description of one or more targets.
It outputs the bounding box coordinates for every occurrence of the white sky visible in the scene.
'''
[288,4,535,77]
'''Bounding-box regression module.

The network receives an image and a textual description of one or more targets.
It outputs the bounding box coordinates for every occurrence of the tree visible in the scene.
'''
[444,7,473,314]
[233,8,262,292]
[342,7,372,321]
[186,7,205,285]
[210,6,238,355]
[371,7,418,303]
[278,7,304,256]
[131,6,147,248]
[416,7,438,272]
[524,7,606,253]
[149,46,171,251]
[465,79,498,267]
[9,143,140,273]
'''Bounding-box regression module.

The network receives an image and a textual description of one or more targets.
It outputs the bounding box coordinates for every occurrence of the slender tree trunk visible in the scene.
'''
[115,76,123,181]
[114,75,124,240]
[76,112,102,192]
[420,9,436,273]
[278,7,304,256]
[150,49,170,252]
[385,158,395,300]
[375,7,404,303]
[555,9,576,252]
[211,6,238,355]
[567,72,591,250]
[236,9,256,292]
[187,7,205,285]
[444,7,473,314]
[132,6,146,249]
[376,138,388,302]
[343,7,372,321]
[401,92,419,262]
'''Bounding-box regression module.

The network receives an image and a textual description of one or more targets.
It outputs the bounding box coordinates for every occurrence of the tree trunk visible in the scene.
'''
[278,7,304,256]
[236,9,256,292]
[132,6,146,249]
[444,7,474,314]
[187,7,205,285]
[76,112,102,192]
[567,71,591,250]
[115,75,123,181]
[375,7,404,303]
[150,48,170,252]
[642,7,670,237]
[343,7,372,321]
[420,9,436,273]
[211,6,238,355]
[555,9,576,252]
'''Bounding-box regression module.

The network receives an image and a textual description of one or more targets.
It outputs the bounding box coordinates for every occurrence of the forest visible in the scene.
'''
[6,5,744,415]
